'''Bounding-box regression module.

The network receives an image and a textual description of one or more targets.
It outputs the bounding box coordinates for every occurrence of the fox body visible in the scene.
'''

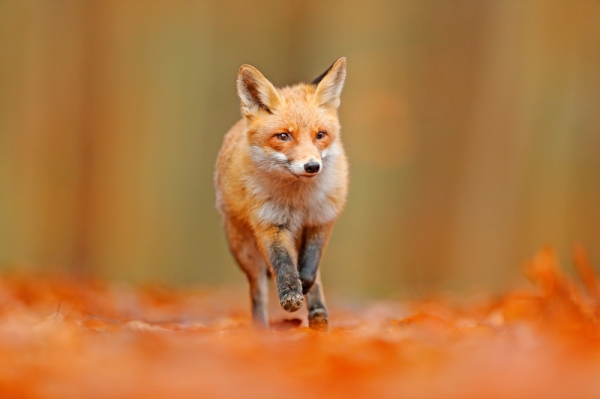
[215,58,348,330]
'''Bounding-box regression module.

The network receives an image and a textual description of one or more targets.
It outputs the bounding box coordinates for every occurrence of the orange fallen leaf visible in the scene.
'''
[1,247,600,398]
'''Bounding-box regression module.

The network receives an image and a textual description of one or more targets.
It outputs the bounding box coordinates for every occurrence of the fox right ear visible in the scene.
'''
[237,65,281,118]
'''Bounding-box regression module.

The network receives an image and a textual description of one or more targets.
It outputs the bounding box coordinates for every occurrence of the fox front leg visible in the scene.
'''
[299,225,332,330]
[298,225,332,294]
[305,271,328,331]
[256,225,304,312]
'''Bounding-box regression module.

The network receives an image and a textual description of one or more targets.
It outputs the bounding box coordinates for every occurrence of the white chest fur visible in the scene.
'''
[246,164,340,231]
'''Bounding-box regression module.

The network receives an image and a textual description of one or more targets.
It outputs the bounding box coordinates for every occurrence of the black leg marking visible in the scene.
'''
[299,225,330,295]
[299,238,323,295]
[270,243,303,312]
[306,272,329,331]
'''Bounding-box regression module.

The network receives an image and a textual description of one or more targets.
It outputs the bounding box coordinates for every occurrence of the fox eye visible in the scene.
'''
[275,133,291,141]
[316,131,326,140]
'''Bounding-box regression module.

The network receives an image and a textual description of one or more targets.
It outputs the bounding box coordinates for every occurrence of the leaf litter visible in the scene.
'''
[1,246,600,398]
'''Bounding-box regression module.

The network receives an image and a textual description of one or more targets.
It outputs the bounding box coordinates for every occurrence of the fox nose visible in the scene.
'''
[304,162,320,174]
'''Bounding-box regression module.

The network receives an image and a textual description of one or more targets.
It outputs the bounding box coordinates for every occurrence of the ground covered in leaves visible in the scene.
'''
[2,247,600,398]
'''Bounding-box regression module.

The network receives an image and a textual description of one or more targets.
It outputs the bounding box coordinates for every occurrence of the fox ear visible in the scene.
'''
[312,57,346,109]
[237,65,281,118]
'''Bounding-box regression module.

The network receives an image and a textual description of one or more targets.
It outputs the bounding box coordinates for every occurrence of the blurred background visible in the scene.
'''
[0,0,599,298]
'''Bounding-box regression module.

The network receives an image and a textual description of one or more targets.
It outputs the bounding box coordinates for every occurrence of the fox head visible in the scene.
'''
[237,58,346,181]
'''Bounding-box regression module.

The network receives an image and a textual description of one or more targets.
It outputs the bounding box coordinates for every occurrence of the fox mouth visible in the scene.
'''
[297,173,318,180]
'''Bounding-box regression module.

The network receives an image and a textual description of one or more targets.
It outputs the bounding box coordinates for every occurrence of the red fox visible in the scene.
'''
[214,58,348,330]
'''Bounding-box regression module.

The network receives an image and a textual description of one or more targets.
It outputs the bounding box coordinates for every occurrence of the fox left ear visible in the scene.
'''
[312,57,346,109]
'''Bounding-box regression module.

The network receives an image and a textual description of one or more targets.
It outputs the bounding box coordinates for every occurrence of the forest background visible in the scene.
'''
[1,0,599,298]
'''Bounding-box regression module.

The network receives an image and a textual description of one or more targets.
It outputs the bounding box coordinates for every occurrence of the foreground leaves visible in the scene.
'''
[2,247,600,398]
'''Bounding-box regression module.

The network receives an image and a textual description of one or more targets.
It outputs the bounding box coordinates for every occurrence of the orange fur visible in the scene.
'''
[215,58,348,330]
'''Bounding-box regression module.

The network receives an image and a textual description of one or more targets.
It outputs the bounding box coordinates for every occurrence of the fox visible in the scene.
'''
[214,57,348,331]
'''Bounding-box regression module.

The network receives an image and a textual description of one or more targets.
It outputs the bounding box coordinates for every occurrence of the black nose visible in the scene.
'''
[304,162,320,174]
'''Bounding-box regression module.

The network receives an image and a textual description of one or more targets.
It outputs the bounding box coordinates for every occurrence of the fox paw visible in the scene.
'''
[308,308,329,331]
[280,292,304,312]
